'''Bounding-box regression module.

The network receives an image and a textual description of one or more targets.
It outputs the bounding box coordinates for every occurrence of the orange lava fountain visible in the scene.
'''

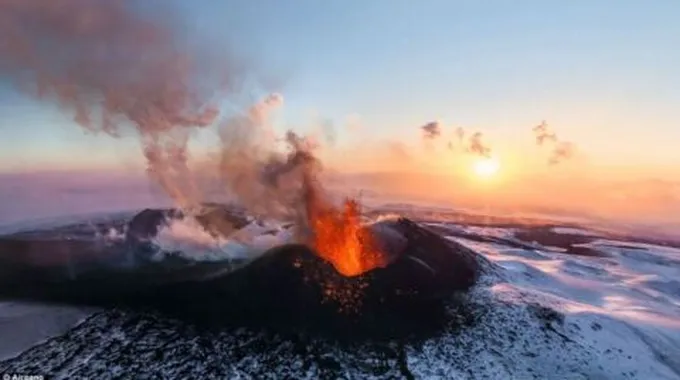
[307,198,387,277]
[279,135,388,279]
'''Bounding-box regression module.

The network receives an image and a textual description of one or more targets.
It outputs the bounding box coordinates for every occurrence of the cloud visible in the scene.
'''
[532,120,558,145]
[420,121,442,140]
[467,132,492,158]
[531,121,575,165]
[548,141,576,165]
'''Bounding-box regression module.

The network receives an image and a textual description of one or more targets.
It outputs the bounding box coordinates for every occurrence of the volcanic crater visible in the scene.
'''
[0,204,484,341]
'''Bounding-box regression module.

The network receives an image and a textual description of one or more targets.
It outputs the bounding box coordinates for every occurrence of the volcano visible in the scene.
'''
[0,204,481,339]
[3,206,679,379]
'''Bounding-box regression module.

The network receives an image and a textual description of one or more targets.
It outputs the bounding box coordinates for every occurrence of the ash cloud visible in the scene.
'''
[0,0,337,242]
[216,94,321,221]
[0,0,244,210]
[0,0,308,217]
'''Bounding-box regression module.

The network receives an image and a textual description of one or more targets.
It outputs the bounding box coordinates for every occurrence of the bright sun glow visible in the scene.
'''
[473,157,500,178]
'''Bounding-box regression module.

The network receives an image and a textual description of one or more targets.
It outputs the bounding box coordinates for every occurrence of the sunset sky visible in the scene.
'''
[0,0,678,174]
[0,1,680,228]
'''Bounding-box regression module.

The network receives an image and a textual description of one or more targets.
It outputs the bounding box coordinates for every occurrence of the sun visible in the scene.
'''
[473,157,500,178]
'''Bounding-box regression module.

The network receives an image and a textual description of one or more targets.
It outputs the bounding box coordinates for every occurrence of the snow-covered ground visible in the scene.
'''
[0,205,679,378]
[429,223,680,379]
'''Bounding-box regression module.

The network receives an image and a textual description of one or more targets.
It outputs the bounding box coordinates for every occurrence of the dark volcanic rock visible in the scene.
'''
[193,202,251,238]
[0,215,482,341]
[368,219,408,262]
[126,208,176,241]
[126,203,250,242]
[0,238,123,288]
[514,228,595,248]
[112,217,480,340]
[393,219,479,295]
[514,228,610,257]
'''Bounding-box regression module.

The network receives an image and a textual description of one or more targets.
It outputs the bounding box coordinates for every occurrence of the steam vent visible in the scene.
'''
[0,204,482,340]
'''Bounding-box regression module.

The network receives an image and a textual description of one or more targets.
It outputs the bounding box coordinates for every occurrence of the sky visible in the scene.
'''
[1,0,679,174]
[192,0,680,174]
[1,1,680,228]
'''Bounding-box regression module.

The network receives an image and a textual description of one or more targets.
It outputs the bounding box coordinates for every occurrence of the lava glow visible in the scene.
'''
[308,198,387,277]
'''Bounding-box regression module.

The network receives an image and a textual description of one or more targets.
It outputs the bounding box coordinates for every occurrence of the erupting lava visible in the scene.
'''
[278,134,388,278]
[307,198,387,277]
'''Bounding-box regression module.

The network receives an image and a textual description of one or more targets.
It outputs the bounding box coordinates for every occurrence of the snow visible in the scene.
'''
[1,203,679,378]
[413,224,680,379]
[552,227,603,237]
[407,285,680,379]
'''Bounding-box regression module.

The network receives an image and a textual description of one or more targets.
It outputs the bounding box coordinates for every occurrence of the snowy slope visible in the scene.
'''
[0,208,678,379]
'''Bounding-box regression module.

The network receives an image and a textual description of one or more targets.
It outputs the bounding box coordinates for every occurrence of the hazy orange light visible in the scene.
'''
[473,157,500,178]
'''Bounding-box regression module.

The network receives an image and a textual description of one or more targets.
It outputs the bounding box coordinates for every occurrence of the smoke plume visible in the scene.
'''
[0,0,240,209]
[0,0,339,246]
[215,94,322,222]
